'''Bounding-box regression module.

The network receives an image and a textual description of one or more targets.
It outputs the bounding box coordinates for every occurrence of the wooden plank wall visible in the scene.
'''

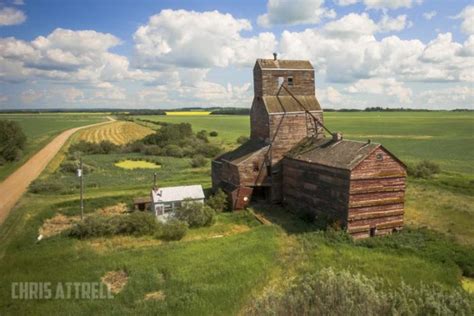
[282,158,351,221]
[348,147,407,239]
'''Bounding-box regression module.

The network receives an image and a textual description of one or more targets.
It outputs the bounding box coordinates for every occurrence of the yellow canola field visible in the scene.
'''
[165,111,211,116]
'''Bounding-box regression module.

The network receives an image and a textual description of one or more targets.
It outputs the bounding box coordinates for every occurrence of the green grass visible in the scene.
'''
[0,111,473,314]
[0,113,107,180]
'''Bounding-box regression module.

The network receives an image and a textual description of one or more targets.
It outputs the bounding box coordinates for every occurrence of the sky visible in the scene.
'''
[0,0,472,110]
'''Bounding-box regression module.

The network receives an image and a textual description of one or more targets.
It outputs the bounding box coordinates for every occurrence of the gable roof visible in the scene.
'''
[151,185,204,203]
[256,59,313,70]
[263,95,321,113]
[215,139,269,165]
[286,137,383,170]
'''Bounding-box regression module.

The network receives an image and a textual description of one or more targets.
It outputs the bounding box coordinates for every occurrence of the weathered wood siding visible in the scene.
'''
[254,67,315,96]
[250,98,270,140]
[236,151,270,187]
[347,147,407,238]
[282,158,351,221]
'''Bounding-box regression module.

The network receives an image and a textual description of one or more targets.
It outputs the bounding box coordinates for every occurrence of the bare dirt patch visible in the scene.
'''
[101,270,129,294]
[39,214,80,238]
[39,203,128,239]
[144,291,166,301]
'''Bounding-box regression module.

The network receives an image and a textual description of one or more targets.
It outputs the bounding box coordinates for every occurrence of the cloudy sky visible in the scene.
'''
[0,0,472,109]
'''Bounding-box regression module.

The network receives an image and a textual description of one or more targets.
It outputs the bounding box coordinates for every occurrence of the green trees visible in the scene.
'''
[206,189,228,213]
[0,120,26,163]
[174,200,215,227]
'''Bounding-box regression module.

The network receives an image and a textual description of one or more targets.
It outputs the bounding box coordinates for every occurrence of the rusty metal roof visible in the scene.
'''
[257,59,313,70]
[215,139,269,165]
[263,96,321,113]
[286,137,381,170]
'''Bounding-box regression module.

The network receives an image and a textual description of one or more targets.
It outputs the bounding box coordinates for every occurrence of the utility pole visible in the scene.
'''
[153,172,157,187]
[78,157,84,220]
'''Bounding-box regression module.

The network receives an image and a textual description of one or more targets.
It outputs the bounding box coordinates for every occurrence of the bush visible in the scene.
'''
[191,155,207,168]
[237,135,249,144]
[164,144,184,157]
[206,189,228,213]
[155,219,188,241]
[175,200,215,228]
[59,160,95,174]
[196,130,209,143]
[245,268,473,316]
[196,143,222,158]
[209,131,218,137]
[0,120,26,161]
[68,212,159,239]
[69,140,119,155]
[29,179,63,194]
[143,145,162,156]
[408,160,441,179]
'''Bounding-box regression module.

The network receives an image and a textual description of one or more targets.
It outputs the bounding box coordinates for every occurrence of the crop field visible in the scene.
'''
[0,113,108,180]
[75,121,154,145]
[0,112,472,314]
[165,111,211,116]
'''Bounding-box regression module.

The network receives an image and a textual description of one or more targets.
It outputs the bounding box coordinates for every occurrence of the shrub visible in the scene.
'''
[111,212,158,236]
[245,268,473,316]
[237,135,249,144]
[143,145,162,156]
[196,143,221,158]
[155,219,188,241]
[60,160,95,174]
[164,144,184,157]
[209,131,218,137]
[0,120,26,161]
[408,160,441,179]
[191,155,207,168]
[68,212,159,239]
[67,216,115,239]
[29,179,63,194]
[196,130,209,143]
[69,140,119,155]
[175,200,215,228]
[206,189,228,213]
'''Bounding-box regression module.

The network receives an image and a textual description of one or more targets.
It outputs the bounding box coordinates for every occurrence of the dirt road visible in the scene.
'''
[0,117,115,225]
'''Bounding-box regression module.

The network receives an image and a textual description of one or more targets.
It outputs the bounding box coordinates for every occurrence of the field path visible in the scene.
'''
[0,116,115,225]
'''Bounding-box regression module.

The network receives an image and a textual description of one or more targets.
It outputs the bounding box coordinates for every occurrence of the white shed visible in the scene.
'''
[151,185,205,220]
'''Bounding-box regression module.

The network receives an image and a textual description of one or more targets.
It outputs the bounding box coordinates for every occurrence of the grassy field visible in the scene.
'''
[0,111,472,314]
[75,121,154,145]
[0,113,108,181]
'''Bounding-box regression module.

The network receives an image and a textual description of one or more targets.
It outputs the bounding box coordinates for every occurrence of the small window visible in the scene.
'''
[287,77,294,86]
[376,153,383,161]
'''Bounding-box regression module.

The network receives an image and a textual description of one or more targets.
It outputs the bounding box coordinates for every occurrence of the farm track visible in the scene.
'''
[0,117,115,225]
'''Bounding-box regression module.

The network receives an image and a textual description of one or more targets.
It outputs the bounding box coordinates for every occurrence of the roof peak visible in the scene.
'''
[256,58,313,70]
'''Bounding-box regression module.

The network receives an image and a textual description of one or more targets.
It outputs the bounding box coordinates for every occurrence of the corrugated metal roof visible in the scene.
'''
[215,139,269,165]
[286,137,380,170]
[263,96,321,113]
[151,185,205,203]
[257,59,313,70]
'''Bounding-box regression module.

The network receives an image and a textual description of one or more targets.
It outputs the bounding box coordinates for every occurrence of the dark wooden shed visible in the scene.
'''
[283,137,407,239]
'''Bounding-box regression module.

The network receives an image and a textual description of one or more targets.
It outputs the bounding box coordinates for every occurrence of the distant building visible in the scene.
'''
[151,185,205,221]
[212,55,407,239]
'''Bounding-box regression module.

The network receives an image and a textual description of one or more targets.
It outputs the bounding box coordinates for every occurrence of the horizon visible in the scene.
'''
[0,0,473,110]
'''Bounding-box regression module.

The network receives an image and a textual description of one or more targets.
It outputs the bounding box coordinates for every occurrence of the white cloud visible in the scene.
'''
[377,14,411,33]
[133,9,277,69]
[334,0,422,10]
[0,28,136,84]
[280,12,473,84]
[418,86,474,108]
[423,11,437,20]
[13,0,25,5]
[0,7,26,26]
[452,5,474,35]
[257,0,335,28]
[0,94,8,103]
[347,78,412,103]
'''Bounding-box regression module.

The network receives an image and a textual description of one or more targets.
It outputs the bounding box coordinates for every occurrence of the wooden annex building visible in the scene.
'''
[212,55,407,238]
